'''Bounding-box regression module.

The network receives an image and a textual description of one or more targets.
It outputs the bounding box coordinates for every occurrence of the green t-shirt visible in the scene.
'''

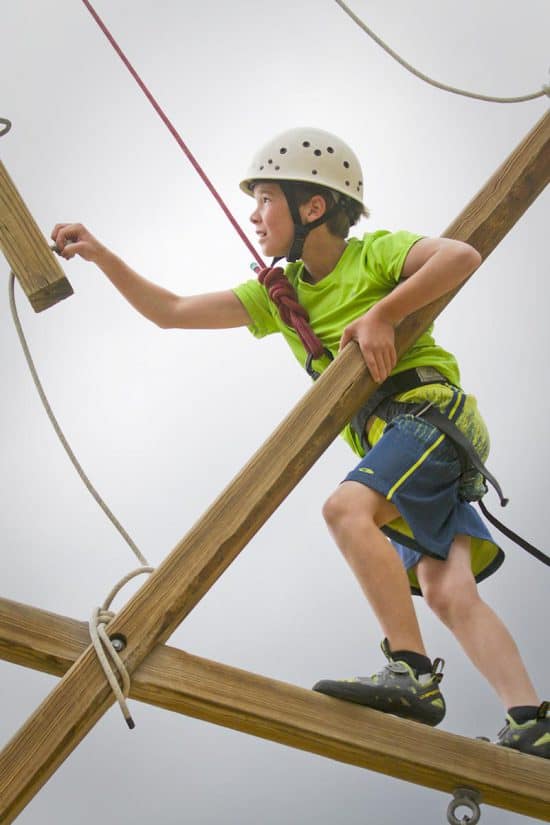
[233,230,462,455]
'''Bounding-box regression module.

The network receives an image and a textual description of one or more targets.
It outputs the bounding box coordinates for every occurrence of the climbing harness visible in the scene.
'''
[447,788,482,825]
[349,366,550,566]
[350,367,507,503]
[333,0,550,104]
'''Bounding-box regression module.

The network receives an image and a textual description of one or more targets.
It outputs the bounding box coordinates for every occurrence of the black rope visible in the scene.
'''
[0,118,12,137]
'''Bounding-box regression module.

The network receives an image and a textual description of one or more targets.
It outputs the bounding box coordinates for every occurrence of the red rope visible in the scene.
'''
[81,3,327,361]
[80,0,265,269]
[258,268,325,359]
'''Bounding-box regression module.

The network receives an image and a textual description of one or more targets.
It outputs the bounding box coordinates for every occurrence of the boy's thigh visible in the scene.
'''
[416,533,476,591]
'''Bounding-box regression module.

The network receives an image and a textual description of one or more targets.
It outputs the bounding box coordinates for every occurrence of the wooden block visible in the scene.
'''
[0,161,73,312]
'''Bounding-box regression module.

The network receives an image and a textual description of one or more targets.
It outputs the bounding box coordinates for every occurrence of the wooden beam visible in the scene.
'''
[0,161,73,312]
[1,596,549,821]
[0,110,548,824]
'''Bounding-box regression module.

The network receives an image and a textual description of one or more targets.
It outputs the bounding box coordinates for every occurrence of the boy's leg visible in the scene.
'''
[317,481,446,726]
[416,534,539,708]
[322,480,425,654]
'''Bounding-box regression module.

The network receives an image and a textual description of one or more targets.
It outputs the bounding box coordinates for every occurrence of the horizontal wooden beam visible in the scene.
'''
[0,161,73,311]
[0,110,548,824]
[1,596,549,820]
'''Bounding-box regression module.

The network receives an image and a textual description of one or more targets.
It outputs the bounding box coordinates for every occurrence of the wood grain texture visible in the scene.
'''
[1,596,549,821]
[0,161,73,311]
[0,112,548,823]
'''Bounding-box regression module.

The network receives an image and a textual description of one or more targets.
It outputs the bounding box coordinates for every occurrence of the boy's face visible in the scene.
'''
[249,182,294,258]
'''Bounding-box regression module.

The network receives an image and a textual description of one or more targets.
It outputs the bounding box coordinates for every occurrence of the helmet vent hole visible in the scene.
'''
[314,149,322,156]
[280,147,287,154]
[259,165,264,170]
[275,165,280,170]
[312,169,318,175]
[302,141,310,147]
[268,158,273,164]
[345,180,350,186]
[343,161,350,169]
[327,146,334,153]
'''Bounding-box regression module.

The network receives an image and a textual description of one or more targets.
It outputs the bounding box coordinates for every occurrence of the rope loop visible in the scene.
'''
[0,117,12,137]
[257,267,326,359]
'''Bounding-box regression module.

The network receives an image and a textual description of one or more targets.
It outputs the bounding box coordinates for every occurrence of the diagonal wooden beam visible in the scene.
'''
[1,596,549,821]
[0,109,548,824]
[0,161,73,312]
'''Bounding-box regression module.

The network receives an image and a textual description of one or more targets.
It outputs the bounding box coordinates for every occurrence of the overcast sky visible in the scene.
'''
[1,1,549,823]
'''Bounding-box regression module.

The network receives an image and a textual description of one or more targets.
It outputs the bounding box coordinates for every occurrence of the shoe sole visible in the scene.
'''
[313,679,445,726]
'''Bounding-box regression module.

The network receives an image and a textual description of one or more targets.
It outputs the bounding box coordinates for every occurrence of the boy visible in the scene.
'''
[51,127,548,757]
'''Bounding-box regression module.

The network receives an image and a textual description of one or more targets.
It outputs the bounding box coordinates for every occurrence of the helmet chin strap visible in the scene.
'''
[278,182,340,263]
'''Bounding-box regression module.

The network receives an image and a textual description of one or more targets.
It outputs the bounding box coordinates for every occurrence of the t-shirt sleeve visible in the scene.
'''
[367,230,424,287]
[232,278,279,338]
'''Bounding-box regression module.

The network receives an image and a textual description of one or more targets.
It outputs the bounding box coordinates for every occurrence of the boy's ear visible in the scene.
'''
[303,194,327,223]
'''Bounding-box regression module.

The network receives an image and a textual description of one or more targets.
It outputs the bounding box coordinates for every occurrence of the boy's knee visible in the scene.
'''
[322,485,374,534]
[323,482,392,529]
[322,487,352,529]
[423,579,478,624]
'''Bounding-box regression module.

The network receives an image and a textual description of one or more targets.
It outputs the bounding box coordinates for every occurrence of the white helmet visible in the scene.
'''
[240,127,364,206]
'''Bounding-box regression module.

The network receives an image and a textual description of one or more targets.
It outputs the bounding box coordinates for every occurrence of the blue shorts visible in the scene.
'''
[344,414,504,596]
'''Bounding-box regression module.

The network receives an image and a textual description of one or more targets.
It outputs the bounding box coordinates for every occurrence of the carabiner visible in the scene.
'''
[305,347,334,380]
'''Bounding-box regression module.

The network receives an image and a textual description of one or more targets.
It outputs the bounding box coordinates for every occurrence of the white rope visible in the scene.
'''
[9,271,155,726]
[334,0,549,104]
[8,273,150,567]
[89,566,154,728]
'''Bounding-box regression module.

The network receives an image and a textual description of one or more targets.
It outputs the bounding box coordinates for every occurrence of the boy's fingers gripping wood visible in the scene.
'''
[340,314,396,383]
[50,223,104,263]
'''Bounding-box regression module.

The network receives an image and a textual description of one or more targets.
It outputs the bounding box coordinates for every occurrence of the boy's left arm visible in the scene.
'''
[339,238,481,383]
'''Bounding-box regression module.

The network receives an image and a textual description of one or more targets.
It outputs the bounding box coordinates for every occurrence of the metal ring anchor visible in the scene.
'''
[447,788,482,825]
[0,118,12,137]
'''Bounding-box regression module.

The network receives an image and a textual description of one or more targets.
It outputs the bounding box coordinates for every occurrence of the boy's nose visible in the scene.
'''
[250,208,259,224]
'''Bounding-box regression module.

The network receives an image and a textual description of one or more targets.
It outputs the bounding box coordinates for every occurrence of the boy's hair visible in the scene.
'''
[290,181,370,238]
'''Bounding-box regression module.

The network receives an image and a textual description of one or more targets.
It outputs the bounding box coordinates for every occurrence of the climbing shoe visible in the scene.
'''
[312,638,446,727]
[496,702,550,758]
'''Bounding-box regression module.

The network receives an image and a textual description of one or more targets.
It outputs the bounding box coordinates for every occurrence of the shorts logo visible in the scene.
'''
[359,468,375,475]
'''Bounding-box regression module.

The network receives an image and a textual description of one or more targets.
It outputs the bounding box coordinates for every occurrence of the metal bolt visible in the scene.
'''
[111,636,126,653]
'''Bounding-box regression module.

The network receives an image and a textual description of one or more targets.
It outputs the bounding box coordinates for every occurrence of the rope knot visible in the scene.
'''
[257,266,326,360]
[89,566,154,730]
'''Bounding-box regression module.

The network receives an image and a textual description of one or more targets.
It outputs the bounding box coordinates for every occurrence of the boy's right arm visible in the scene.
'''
[51,222,252,330]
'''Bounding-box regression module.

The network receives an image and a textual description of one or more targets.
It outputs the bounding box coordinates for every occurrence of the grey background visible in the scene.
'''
[1,1,549,823]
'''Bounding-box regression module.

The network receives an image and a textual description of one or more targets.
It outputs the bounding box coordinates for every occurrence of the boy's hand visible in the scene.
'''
[340,309,396,383]
[50,223,106,264]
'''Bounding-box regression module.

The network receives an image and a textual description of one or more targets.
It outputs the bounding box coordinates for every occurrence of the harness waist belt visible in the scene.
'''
[351,366,450,448]
[350,367,507,504]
